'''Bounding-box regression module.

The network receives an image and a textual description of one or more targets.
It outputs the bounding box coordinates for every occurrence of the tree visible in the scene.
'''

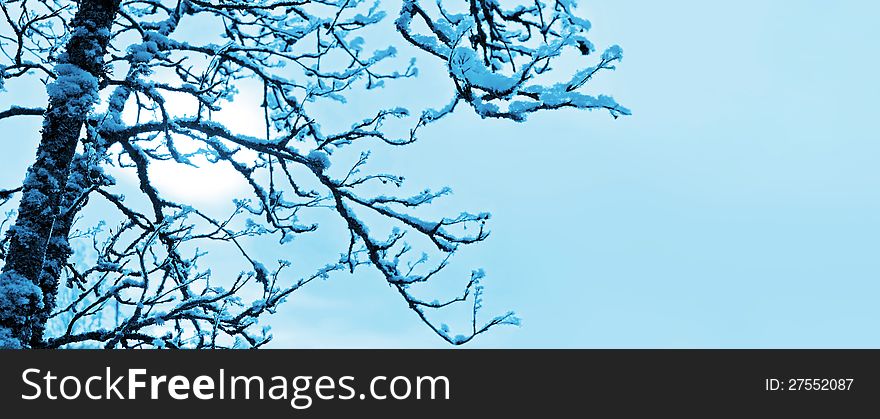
[0,0,627,349]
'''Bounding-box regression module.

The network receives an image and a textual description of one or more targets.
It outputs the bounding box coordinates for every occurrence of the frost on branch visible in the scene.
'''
[0,0,625,348]
[397,0,629,136]
[46,63,99,115]
[0,271,43,348]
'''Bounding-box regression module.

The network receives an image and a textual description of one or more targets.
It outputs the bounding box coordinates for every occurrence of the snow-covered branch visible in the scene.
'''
[0,0,626,348]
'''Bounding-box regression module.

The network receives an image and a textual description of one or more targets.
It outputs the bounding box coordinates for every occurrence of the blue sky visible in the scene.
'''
[2,1,879,348]
[264,0,880,348]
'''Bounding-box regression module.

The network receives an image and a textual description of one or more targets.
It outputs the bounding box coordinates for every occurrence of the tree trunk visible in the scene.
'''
[0,0,120,348]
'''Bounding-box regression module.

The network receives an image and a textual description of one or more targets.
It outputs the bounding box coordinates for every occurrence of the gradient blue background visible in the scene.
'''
[2,1,879,347]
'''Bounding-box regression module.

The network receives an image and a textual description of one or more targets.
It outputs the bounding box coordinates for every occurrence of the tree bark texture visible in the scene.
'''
[0,0,121,348]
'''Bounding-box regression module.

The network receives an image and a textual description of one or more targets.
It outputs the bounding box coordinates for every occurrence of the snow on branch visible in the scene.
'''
[0,0,625,348]
[398,0,629,137]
